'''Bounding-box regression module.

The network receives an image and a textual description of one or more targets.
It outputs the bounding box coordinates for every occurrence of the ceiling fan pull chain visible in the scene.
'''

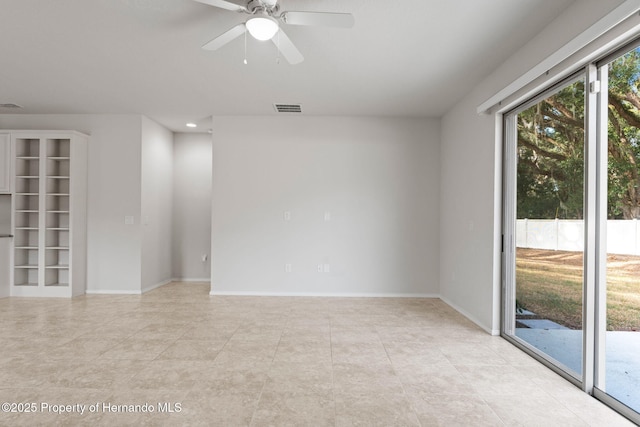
[276,30,280,64]
[244,27,248,65]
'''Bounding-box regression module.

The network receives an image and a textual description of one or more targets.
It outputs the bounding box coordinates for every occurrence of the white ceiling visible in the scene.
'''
[0,0,574,132]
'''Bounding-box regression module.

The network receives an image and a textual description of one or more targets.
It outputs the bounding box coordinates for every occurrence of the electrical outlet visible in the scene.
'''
[324,211,331,221]
[284,211,291,221]
[285,263,292,273]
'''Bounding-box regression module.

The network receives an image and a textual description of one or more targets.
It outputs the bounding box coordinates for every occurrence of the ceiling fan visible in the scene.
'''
[194,0,354,64]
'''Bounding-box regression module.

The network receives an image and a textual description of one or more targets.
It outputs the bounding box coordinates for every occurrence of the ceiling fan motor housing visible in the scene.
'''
[247,0,279,15]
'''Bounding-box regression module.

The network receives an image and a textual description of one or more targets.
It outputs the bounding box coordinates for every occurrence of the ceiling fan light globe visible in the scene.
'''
[246,16,279,41]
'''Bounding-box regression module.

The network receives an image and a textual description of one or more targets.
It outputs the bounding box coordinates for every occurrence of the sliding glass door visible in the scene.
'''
[503,44,640,422]
[504,75,586,380]
[594,46,640,415]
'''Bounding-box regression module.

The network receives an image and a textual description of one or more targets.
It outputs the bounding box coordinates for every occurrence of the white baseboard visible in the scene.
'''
[86,289,142,295]
[141,279,173,294]
[209,290,439,298]
[439,295,500,335]
[86,279,173,295]
[172,278,210,283]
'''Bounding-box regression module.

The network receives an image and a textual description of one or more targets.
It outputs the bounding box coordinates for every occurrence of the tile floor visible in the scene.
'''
[0,282,634,426]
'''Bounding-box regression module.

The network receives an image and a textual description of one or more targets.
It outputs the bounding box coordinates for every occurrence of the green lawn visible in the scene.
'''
[516,248,640,331]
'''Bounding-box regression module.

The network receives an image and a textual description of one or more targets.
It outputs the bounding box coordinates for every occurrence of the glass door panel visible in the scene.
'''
[598,47,640,413]
[512,77,586,378]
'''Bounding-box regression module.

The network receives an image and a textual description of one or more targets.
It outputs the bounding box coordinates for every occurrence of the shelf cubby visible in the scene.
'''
[46,158,70,176]
[15,139,40,158]
[46,138,70,158]
[46,177,69,195]
[44,269,69,287]
[15,176,40,195]
[13,269,39,287]
[14,194,39,211]
[14,211,39,229]
[14,248,39,267]
[46,195,69,212]
[46,212,69,229]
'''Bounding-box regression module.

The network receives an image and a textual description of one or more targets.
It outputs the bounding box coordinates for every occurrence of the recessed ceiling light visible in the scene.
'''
[186,123,197,128]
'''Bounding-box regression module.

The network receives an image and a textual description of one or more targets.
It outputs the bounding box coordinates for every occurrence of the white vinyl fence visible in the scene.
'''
[516,219,640,255]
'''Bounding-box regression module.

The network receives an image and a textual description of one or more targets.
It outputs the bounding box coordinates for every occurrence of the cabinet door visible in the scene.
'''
[0,134,10,193]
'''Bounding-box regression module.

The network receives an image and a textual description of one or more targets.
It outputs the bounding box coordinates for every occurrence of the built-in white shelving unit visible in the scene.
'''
[0,133,11,193]
[10,132,88,297]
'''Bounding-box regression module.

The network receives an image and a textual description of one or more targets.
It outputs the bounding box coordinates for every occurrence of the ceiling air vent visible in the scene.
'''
[274,103,302,113]
[0,103,22,109]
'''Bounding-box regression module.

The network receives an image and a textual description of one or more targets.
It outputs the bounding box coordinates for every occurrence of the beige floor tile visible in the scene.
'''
[263,363,334,396]
[280,327,331,343]
[128,322,191,340]
[180,388,261,425]
[272,342,332,365]
[455,364,550,397]
[227,327,284,346]
[384,342,450,365]
[334,391,420,427]
[155,338,228,361]
[483,393,589,426]
[251,389,336,427]
[0,337,72,358]
[81,321,145,339]
[61,359,148,389]
[213,345,276,371]
[0,282,635,425]
[330,326,381,343]
[439,343,509,365]
[0,357,74,388]
[47,337,125,360]
[127,360,215,390]
[178,322,239,340]
[483,338,543,366]
[192,366,269,395]
[333,362,399,386]
[408,393,505,426]
[555,392,636,426]
[99,338,176,360]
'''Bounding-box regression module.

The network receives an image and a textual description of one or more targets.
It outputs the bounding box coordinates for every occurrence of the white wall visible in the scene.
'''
[172,133,212,281]
[141,117,174,291]
[0,114,143,293]
[439,0,627,334]
[210,116,439,296]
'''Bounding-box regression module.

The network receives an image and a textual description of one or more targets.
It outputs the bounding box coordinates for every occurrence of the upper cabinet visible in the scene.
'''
[0,133,10,193]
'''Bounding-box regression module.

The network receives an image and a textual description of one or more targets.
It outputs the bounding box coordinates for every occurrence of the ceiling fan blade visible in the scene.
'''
[193,0,247,12]
[272,29,304,65]
[281,11,354,28]
[202,24,246,51]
